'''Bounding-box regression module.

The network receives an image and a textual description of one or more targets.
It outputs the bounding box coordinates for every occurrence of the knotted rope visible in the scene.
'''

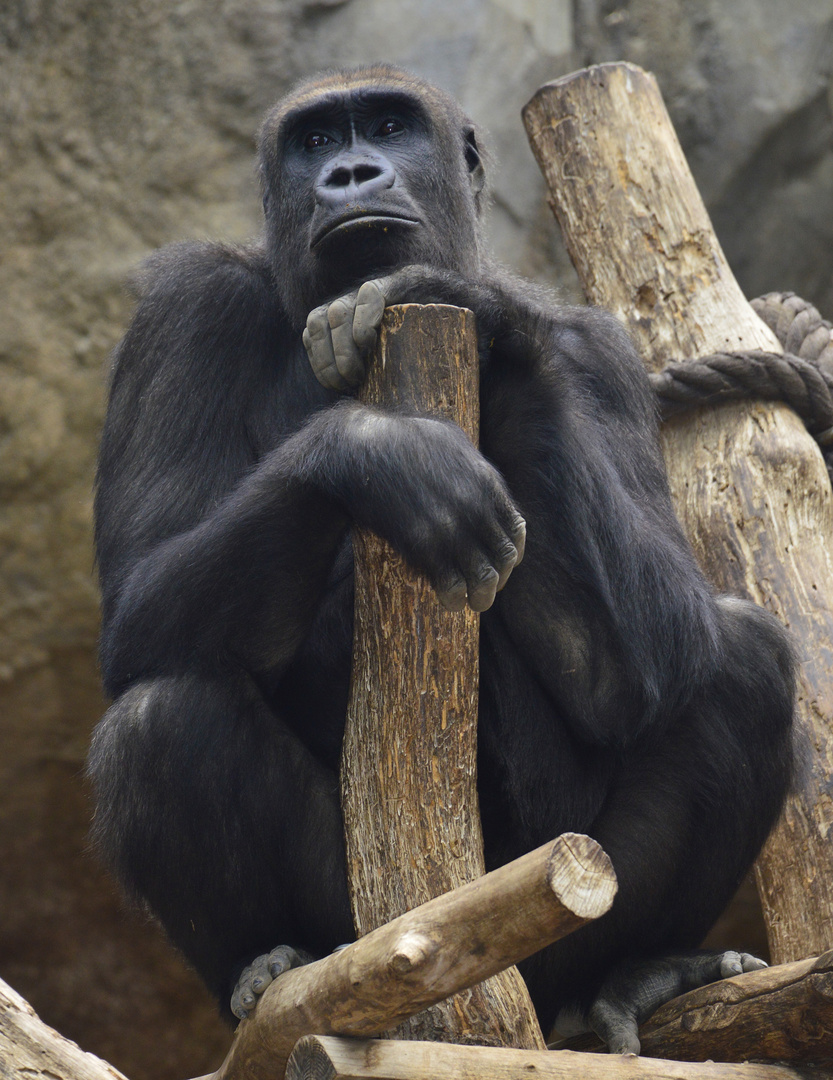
[651,292,833,479]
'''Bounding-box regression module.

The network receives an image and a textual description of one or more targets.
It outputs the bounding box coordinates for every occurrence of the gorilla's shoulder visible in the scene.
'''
[110,241,283,388]
[128,240,275,310]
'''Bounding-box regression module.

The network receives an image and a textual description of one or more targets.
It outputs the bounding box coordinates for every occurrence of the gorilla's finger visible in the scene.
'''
[466,564,500,612]
[494,539,521,591]
[230,987,249,1021]
[327,299,365,385]
[230,962,256,1019]
[248,953,272,993]
[477,508,524,592]
[353,279,387,351]
[267,944,308,977]
[491,492,526,568]
[435,573,468,612]
[304,307,349,391]
[510,516,526,565]
[719,951,744,978]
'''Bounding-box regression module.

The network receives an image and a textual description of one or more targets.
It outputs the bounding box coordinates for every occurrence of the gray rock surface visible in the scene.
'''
[575,0,833,317]
[0,3,830,1078]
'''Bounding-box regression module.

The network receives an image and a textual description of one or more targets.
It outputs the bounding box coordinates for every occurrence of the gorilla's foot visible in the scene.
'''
[587,950,767,1055]
[230,944,314,1020]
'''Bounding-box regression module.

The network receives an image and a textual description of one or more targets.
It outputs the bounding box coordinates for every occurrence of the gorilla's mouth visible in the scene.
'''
[312,212,420,251]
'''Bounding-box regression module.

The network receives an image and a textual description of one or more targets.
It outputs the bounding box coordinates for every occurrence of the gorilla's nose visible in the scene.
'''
[317,156,396,206]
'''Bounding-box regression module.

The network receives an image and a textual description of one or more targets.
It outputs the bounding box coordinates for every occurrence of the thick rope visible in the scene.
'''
[650,292,833,477]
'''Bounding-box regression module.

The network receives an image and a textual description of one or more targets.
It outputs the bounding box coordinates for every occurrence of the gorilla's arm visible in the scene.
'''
[304,267,722,749]
[95,244,343,694]
[96,248,524,697]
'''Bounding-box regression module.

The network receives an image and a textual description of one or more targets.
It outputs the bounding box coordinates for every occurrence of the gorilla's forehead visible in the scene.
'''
[283,65,420,108]
[260,65,461,141]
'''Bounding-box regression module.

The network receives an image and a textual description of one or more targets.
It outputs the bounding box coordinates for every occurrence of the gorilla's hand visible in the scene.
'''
[230,945,314,1020]
[302,267,494,391]
[585,950,768,1055]
[312,404,526,611]
[304,279,387,391]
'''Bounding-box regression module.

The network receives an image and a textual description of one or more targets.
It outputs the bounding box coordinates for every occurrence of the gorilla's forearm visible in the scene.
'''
[99,424,350,696]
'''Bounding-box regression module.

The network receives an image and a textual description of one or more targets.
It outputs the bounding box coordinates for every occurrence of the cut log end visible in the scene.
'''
[286,1037,338,1080]
[547,833,618,920]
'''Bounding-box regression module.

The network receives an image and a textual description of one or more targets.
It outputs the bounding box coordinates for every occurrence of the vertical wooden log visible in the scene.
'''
[341,304,545,1049]
[523,62,833,964]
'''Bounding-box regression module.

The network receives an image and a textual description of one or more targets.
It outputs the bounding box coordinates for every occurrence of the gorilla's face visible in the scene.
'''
[257,67,485,327]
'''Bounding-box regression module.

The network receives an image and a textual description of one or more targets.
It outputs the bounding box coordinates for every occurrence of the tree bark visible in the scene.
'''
[342,304,544,1048]
[285,1036,828,1080]
[212,834,617,1080]
[0,976,129,1080]
[523,61,833,965]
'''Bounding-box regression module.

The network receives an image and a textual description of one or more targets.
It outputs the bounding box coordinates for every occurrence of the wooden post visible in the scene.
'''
[523,62,833,965]
[211,834,616,1080]
[341,304,544,1049]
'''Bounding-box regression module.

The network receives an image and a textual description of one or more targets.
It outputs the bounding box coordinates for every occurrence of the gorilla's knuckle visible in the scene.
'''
[495,540,519,569]
[327,299,352,329]
[306,307,330,335]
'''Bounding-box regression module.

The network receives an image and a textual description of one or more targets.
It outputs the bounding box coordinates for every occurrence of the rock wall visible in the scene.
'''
[0,3,830,1079]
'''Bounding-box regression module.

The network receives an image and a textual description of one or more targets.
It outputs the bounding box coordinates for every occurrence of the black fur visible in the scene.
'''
[88,66,795,1033]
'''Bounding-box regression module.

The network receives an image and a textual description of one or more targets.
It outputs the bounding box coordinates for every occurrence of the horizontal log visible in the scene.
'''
[0,975,129,1080]
[213,833,616,1080]
[285,1035,829,1080]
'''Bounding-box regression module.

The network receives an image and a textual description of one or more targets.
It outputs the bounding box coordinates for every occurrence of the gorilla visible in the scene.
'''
[88,65,796,1053]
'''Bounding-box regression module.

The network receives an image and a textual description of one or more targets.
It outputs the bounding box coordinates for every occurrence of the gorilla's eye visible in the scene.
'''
[377,118,404,137]
[303,131,331,150]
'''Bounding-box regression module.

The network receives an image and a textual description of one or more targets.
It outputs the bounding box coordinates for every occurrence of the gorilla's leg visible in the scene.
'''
[523,600,794,1052]
[87,671,353,1010]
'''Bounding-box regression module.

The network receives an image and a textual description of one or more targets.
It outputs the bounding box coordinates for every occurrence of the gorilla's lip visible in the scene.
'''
[312,211,420,250]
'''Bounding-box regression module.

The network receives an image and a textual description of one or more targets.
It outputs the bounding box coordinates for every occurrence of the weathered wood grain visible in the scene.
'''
[342,303,544,1048]
[286,1035,829,1080]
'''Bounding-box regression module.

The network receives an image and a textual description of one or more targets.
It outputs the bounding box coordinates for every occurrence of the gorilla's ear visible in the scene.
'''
[464,127,486,197]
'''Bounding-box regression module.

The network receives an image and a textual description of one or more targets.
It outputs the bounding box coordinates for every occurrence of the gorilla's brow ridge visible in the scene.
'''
[274,87,432,148]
